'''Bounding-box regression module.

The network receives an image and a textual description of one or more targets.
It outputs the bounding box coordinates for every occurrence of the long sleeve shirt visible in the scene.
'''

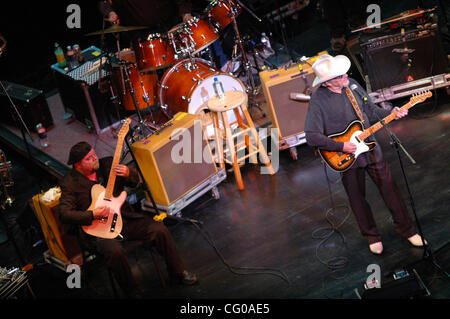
[305,78,391,168]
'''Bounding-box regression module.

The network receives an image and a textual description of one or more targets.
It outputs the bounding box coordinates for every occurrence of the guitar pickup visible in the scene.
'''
[110,213,118,232]
[338,154,355,167]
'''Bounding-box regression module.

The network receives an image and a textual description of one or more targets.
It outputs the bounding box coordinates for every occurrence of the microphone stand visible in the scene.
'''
[0,48,40,266]
[227,0,265,117]
[367,97,449,280]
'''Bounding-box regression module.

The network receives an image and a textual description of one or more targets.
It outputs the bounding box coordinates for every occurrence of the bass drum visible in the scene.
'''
[158,58,246,137]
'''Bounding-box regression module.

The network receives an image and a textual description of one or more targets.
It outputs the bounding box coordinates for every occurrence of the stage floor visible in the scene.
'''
[1,88,449,301]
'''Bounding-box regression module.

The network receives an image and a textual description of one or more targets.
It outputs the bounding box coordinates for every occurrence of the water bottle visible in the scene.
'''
[212,77,225,99]
[261,32,272,49]
[36,123,49,148]
[66,45,75,69]
[54,43,67,68]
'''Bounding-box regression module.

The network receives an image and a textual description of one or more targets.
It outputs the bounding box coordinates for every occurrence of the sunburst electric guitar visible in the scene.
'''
[318,91,432,172]
[82,118,131,239]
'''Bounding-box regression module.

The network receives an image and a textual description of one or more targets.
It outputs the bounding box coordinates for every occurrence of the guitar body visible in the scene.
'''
[317,91,431,172]
[318,120,376,172]
[82,184,126,239]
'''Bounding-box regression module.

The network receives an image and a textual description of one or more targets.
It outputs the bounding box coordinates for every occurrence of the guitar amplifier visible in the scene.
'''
[0,81,54,130]
[259,51,327,150]
[31,193,82,269]
[131,112,225,215]
[360,25,449,92]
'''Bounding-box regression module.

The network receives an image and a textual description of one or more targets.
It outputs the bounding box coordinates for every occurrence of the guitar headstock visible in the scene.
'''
[410,90,432,105]
[118,118,131,140]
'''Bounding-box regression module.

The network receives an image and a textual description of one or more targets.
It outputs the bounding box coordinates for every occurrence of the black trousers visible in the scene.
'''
[341,159,416,244]
[92,215,184,294]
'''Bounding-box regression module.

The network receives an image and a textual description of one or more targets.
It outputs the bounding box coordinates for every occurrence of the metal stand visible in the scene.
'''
[0,79,36,267]
[227,0,266,117]
[374,104,449,280]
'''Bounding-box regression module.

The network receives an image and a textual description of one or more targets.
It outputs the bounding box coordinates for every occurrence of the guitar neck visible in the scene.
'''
[358,101,414,141]
[104,138,124,200]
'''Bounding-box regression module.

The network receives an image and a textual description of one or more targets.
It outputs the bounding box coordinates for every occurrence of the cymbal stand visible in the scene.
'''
[121,63,156,139]
[227,0,265,117]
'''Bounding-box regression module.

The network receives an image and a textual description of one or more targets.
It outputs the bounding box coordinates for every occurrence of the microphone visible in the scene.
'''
[350,84,368,104]
[289,92,311,102]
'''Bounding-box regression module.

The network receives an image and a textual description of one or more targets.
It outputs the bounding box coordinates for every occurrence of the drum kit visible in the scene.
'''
[85,0,263,140]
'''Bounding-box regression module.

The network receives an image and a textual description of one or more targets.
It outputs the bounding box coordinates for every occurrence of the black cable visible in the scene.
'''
[188,221,291,285]
[311,163,350,274]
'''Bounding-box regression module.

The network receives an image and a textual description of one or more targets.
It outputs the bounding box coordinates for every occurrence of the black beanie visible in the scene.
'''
[67,141,92,165]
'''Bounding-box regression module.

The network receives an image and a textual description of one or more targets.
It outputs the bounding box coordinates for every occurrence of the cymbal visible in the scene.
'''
[85,24,148,36]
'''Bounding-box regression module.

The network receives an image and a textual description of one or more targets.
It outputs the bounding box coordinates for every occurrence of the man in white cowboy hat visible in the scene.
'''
[305,54,425,254]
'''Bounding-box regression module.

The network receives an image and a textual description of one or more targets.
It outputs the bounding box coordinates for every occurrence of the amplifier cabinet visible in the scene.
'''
[360,26,449,92]
[0,81,53,130]
[259,51,327,147]
[31,194,82,268]
[131,112,220,208]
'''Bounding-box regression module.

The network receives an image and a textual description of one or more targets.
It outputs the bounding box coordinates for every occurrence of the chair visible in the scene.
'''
[78,235,166,298]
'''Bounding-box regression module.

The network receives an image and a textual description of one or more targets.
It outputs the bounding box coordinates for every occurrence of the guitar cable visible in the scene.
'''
[311,162,351,276]
[188,220,291,285]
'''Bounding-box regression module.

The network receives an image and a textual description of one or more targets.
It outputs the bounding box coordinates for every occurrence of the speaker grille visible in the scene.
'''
[362,30,448,91]
[268,72,316,138]
[152,122,217,202]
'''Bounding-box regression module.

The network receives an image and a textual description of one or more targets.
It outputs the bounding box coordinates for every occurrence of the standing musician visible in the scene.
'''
[304,54,425,254]
[59,141,198,297]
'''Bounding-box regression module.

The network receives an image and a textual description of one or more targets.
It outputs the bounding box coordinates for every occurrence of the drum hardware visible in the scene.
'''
[84,24,148,36]
[0,150,14,210]
[157,58,247,138]
[224,0,266,117]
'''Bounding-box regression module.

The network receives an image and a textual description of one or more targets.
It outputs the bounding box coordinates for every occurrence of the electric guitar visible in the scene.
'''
[82,118,131,239]
[318,91,432,172]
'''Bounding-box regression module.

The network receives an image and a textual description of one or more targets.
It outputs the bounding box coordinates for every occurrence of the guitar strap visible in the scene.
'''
[345,87,365,125]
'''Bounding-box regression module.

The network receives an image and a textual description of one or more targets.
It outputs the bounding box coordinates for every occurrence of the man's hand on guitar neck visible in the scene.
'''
[393,107,408,119]
[114,164,130,178]
[93,206,110,220]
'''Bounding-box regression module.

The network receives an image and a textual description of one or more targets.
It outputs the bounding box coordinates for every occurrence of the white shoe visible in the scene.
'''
[407,234,427,247]
[369,242,383,255]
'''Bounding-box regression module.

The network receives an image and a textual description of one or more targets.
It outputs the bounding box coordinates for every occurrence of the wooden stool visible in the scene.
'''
[208,91,274,190]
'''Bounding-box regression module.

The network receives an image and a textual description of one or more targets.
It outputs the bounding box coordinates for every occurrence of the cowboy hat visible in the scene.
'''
[312,54,351,87]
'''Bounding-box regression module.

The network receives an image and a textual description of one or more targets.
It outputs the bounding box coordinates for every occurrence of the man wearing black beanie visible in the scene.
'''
[59,141,198,297]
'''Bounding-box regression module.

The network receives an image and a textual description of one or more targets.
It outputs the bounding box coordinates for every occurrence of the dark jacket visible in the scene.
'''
[59,157,143,231]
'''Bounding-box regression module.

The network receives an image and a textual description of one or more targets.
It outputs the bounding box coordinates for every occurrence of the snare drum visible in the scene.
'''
[113,65,158,111]
[158,58,246,137]
[169,17,219,56]
[204,0,241,30]
[133,33,176,72]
